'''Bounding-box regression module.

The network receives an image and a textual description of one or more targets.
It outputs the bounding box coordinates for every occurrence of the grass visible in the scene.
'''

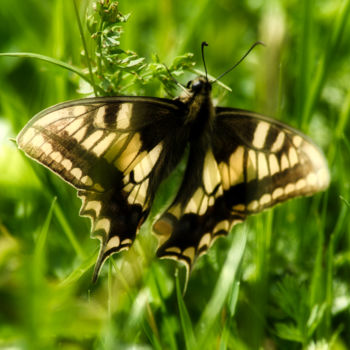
[0,0,350,349]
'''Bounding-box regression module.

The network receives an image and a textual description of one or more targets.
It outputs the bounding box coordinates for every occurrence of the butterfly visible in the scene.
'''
[17,45,330,283]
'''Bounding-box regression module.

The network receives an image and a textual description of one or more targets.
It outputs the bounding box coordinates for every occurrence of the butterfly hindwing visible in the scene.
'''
[153,107,330,274]
[153,148,243,273]
[17,96,189,278]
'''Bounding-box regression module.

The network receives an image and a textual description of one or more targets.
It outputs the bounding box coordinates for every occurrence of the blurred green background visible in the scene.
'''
[0,0,350,349]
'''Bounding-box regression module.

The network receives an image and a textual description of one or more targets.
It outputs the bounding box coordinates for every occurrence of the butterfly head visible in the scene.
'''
[186,76,212,95]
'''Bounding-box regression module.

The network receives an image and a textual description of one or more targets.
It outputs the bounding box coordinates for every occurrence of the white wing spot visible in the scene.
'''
[285,183,295,195]
[213,220,229,234]
[128,179,149,206]
[165,247,181,254]
[85,200,102,217]
[116,103,133,129]
[50,151,63,163]
[149,143,163,164]
[288,147,299,167]
[253,121,270,149]
[41,142,53,155]
[19,128,36,145]
[271,132,285,153]
[228,146,245,185]
[92,133,117,157]
[95,218,111,234]
[202,150,221,194]
[219,162,231,190]
[233,204,245,211]
[317,168,330,187]
[73,106,88,116]
[31,135,45,148]
[280,153,290,171]
[33,109,70,127]
[303,142,326,169]
[296,179,306,190]
[82,130,104,150]
[247,150,257,182]
[115,133,142,172]
[104,134,128,163]
[81,175,93,186]
[260,193,272,206]
[133,144,162,182]
[307,173,317,186]
[64,118,84,136]
[293,135,303,147]
[123,182,134,193]
[105,236,120,251]
[269,154,280,175]
[95,106,106,127]
[121,238,133,245]
[62,159,73,171]
[137,179,149,205]
[73,125,88,142]
[208,196,215,207]
[258,153,269,179]
[199,196,209,216]
[71,168,83,180]
[272,187,284,199]
[185,188,208,215]
[182,247,196,262]
[169,204,181,218]
[247,200,259,211]
[198,233,211,250]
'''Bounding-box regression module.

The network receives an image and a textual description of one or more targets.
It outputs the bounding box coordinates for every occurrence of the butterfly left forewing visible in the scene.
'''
[17,97,188,279]
[213,107,330,215]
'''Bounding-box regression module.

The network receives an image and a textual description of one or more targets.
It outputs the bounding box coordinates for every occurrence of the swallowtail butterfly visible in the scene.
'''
[17,47,330,282]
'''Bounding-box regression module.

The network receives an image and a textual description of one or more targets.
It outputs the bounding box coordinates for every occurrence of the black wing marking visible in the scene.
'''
[153,107,330,277]
[17,96,189,280]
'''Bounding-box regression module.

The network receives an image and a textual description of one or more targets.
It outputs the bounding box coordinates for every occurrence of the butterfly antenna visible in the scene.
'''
[201,41,209,82]
[163,64,190,95]
[213,41,265,84]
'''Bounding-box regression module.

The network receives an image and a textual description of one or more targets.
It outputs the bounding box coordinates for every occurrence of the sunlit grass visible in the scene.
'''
[0,0,350,349]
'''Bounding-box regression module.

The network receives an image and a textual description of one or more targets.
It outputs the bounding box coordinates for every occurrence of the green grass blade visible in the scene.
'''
[72,0,97,96]
[301,0,350,129]
[296,0,313,123]
[335,86,350,138]
[33,197,57,282]
[53,202,86,259]
[309,222,325,307]
[176,272,196,349]
[59,250,98,287]
[0,52,91,84]
[197,227,247,342]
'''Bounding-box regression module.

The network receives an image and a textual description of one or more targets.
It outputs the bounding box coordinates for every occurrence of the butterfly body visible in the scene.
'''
[17,75,330,281]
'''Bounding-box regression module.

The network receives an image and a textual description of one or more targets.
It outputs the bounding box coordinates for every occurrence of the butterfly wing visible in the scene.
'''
[213,107,330,211]
[153,107,330,273]
[17,96,189,280]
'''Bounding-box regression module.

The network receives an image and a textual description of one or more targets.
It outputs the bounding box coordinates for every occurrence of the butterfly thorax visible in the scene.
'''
[180,77,215,139]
